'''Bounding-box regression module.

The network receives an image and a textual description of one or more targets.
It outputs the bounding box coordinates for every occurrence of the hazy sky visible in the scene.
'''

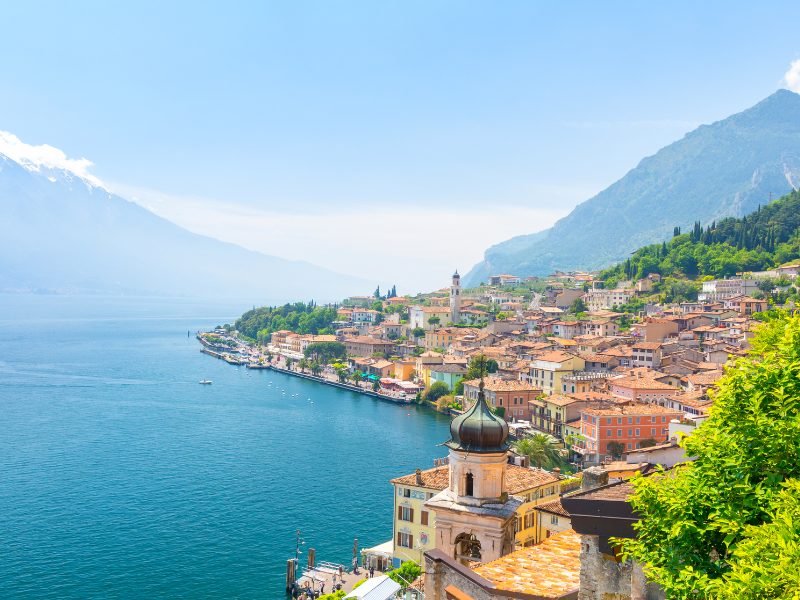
[2,1,800,291]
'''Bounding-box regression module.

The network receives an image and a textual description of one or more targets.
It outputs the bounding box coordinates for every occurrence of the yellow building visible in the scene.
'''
[393,360,416,381]
[528,351,586,395]
[389,463,560,566]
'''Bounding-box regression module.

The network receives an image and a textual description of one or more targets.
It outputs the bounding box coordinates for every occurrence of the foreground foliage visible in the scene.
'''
[621,312,800,598]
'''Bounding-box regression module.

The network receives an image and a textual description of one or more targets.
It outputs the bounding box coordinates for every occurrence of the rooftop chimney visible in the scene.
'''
[415,468,423,485]
[581,466,609,492]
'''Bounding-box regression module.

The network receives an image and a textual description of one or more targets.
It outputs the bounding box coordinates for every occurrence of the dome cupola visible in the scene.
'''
[445,375,508,454]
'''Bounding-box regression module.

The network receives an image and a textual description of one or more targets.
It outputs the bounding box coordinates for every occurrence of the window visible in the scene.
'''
[617,429,622,437]
[402,488,411,498]
[550,515,559,525]
[628,429,632,436]
[628,417,633,424]
[635,428,640,436]
[421,510,429,526]
[398,506,414,522]
[651,428,656,435]
[397,532,413,548]
[465,473,474,496]
[617,417,623,425]
[606,418,612,425]
[607,429,613,437]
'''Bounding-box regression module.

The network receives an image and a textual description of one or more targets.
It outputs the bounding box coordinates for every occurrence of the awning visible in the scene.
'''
[344,575,401,599]
[361,540,394,558]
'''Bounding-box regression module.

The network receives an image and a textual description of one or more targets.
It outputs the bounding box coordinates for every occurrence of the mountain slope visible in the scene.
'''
[0,153,366,303]
[464,89,800,285]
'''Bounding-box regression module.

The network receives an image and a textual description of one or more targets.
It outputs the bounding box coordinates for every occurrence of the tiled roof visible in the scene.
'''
[533,351,577,363]
[462,377,541,393]
[583,403,682,417]
[505,465,560,492]
[390,466,449,490]
[389,464,558,494]
[535,499,570,518]
[474,530,581,598]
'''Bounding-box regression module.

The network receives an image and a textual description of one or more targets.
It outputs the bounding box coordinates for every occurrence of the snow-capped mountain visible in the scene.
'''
[0,134,366,302]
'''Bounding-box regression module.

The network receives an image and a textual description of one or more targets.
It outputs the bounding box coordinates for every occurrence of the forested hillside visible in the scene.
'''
[235,302,338,341]
[601,189,800,286]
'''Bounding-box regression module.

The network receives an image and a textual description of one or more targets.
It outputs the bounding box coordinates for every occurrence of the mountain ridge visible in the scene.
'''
[0,151,367,303]
[464,89,800,285]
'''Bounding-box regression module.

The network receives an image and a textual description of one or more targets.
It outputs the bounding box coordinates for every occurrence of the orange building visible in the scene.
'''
[576,404,682,462]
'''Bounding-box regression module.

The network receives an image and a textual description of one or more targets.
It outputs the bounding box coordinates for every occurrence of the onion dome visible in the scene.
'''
[445,379,509,453]
[453,270,460,278]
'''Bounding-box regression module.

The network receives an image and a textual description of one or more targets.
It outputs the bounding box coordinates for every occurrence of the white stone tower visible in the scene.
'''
[450,270,461,325]
[425,371,519,565]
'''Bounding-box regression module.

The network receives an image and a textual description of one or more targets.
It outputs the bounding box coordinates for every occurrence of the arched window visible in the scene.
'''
[465,472,474,497]
[454,533,482,563]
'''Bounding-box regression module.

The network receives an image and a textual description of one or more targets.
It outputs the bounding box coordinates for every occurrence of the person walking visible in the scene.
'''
[369,565,375,579]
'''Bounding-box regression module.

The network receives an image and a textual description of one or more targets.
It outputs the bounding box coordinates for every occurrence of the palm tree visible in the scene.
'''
[298,358,309,373]
[513,433,562,470]
[310,362,322,377]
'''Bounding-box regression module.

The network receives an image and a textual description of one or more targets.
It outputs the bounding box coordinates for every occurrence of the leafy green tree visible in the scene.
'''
[350,372,362,385]
[428,316,441,327]
[569,297,588,314]
[411,327,425,339]
[298,358,308,373]
[387,560,422,589]
[424,381,450,402]
[465,355,498,380]
[304,341,346,364]
[606,441,625,460]
[621,312,800,598]
[513,432,562,469]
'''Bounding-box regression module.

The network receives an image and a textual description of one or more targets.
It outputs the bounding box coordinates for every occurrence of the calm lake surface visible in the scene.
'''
[0,295,451,599]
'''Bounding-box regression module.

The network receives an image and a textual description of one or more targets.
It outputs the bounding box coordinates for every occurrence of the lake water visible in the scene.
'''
[0,295,451,599]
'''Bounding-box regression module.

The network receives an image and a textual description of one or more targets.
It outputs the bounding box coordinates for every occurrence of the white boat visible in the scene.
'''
[199,379,213,385]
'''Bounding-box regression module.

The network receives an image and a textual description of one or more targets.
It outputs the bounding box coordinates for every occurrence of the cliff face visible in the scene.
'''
[465,90,800,285]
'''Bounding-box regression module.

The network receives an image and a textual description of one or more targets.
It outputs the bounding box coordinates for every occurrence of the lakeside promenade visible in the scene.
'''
[197,333,415,405]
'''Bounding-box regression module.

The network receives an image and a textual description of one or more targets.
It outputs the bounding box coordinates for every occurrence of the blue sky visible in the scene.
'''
[2,1,800,291]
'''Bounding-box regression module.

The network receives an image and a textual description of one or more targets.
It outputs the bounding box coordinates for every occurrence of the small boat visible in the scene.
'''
[199,379,213,385]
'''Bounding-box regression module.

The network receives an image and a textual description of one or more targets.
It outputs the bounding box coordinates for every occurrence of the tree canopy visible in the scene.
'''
[512,432,564,470]
[601,189,800,288]
[235,302,337,341]
[621,312,800,598]
[303,341,346,364]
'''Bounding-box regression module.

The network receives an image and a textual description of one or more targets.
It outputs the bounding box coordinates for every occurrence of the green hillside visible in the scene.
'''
[600,189,800,302]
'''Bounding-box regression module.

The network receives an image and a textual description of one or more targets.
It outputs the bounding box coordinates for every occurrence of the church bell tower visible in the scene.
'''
[450,270,461,325]
[425,364,520,565]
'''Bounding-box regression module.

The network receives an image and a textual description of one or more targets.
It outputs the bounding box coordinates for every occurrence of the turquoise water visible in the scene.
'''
[0,295,451,599]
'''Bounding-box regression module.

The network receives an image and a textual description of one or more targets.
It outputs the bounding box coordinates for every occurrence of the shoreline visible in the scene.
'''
[197,334,417,405]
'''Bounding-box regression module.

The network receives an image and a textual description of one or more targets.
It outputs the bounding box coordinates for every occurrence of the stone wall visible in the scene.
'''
[577,535,664,600]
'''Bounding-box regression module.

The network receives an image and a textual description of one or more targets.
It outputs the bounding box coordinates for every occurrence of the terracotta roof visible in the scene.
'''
[390,466,449,490]
[583,403,682,417]
[632,342,662,350]
[473,530,581,598]
[575,481,634,502]
[463,377,541,394]
[535,499,570,518]
[611,375,677,391]
[505,465,560,493]
[533,351,578,363]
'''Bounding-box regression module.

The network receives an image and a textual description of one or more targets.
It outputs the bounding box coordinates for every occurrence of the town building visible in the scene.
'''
[462,377,543,421]
[576,404,683,462]
[528,351,586,395]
